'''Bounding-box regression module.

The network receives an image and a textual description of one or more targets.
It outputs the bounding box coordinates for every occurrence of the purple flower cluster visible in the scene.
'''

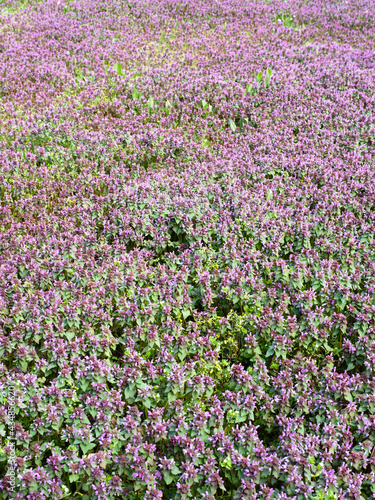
[0,0,375,498]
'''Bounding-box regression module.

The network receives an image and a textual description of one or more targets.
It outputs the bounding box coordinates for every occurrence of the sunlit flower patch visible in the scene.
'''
[0,0,375,498]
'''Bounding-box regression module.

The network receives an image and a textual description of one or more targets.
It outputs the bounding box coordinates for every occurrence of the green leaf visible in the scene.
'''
[171,465,180,475]
[65,330,75,341]
[245,83,253,93]
[220,454,232,469]
[344,391,353,402]
[337,297,347,310]
[265,67,273,87]
[205,386,214,399]
[52,421,61,431]
[114,62,122,76]
[168,392,178,403]
[80,442,96,454]
[143,397,151,409]
[265,346,275,357]
[229,119,237,133]
[182,309,190,319]
[163,471,174,485]
[235,411,247,423]
[178,347,187,361]
[125,385,136,399]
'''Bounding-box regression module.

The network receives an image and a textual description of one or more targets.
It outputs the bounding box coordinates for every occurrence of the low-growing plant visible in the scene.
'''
[0,0,375,498]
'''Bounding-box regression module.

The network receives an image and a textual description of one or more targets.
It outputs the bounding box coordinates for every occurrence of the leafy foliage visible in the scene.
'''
[0,0,375,499]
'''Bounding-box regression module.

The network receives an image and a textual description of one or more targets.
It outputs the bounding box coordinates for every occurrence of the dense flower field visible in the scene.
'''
[0,0,375,498]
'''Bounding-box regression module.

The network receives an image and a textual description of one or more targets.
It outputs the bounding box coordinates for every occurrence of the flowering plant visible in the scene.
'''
[0,0,375,498]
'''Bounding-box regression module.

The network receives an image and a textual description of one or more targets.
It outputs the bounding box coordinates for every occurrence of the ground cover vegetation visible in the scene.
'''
[0,0,374,498]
